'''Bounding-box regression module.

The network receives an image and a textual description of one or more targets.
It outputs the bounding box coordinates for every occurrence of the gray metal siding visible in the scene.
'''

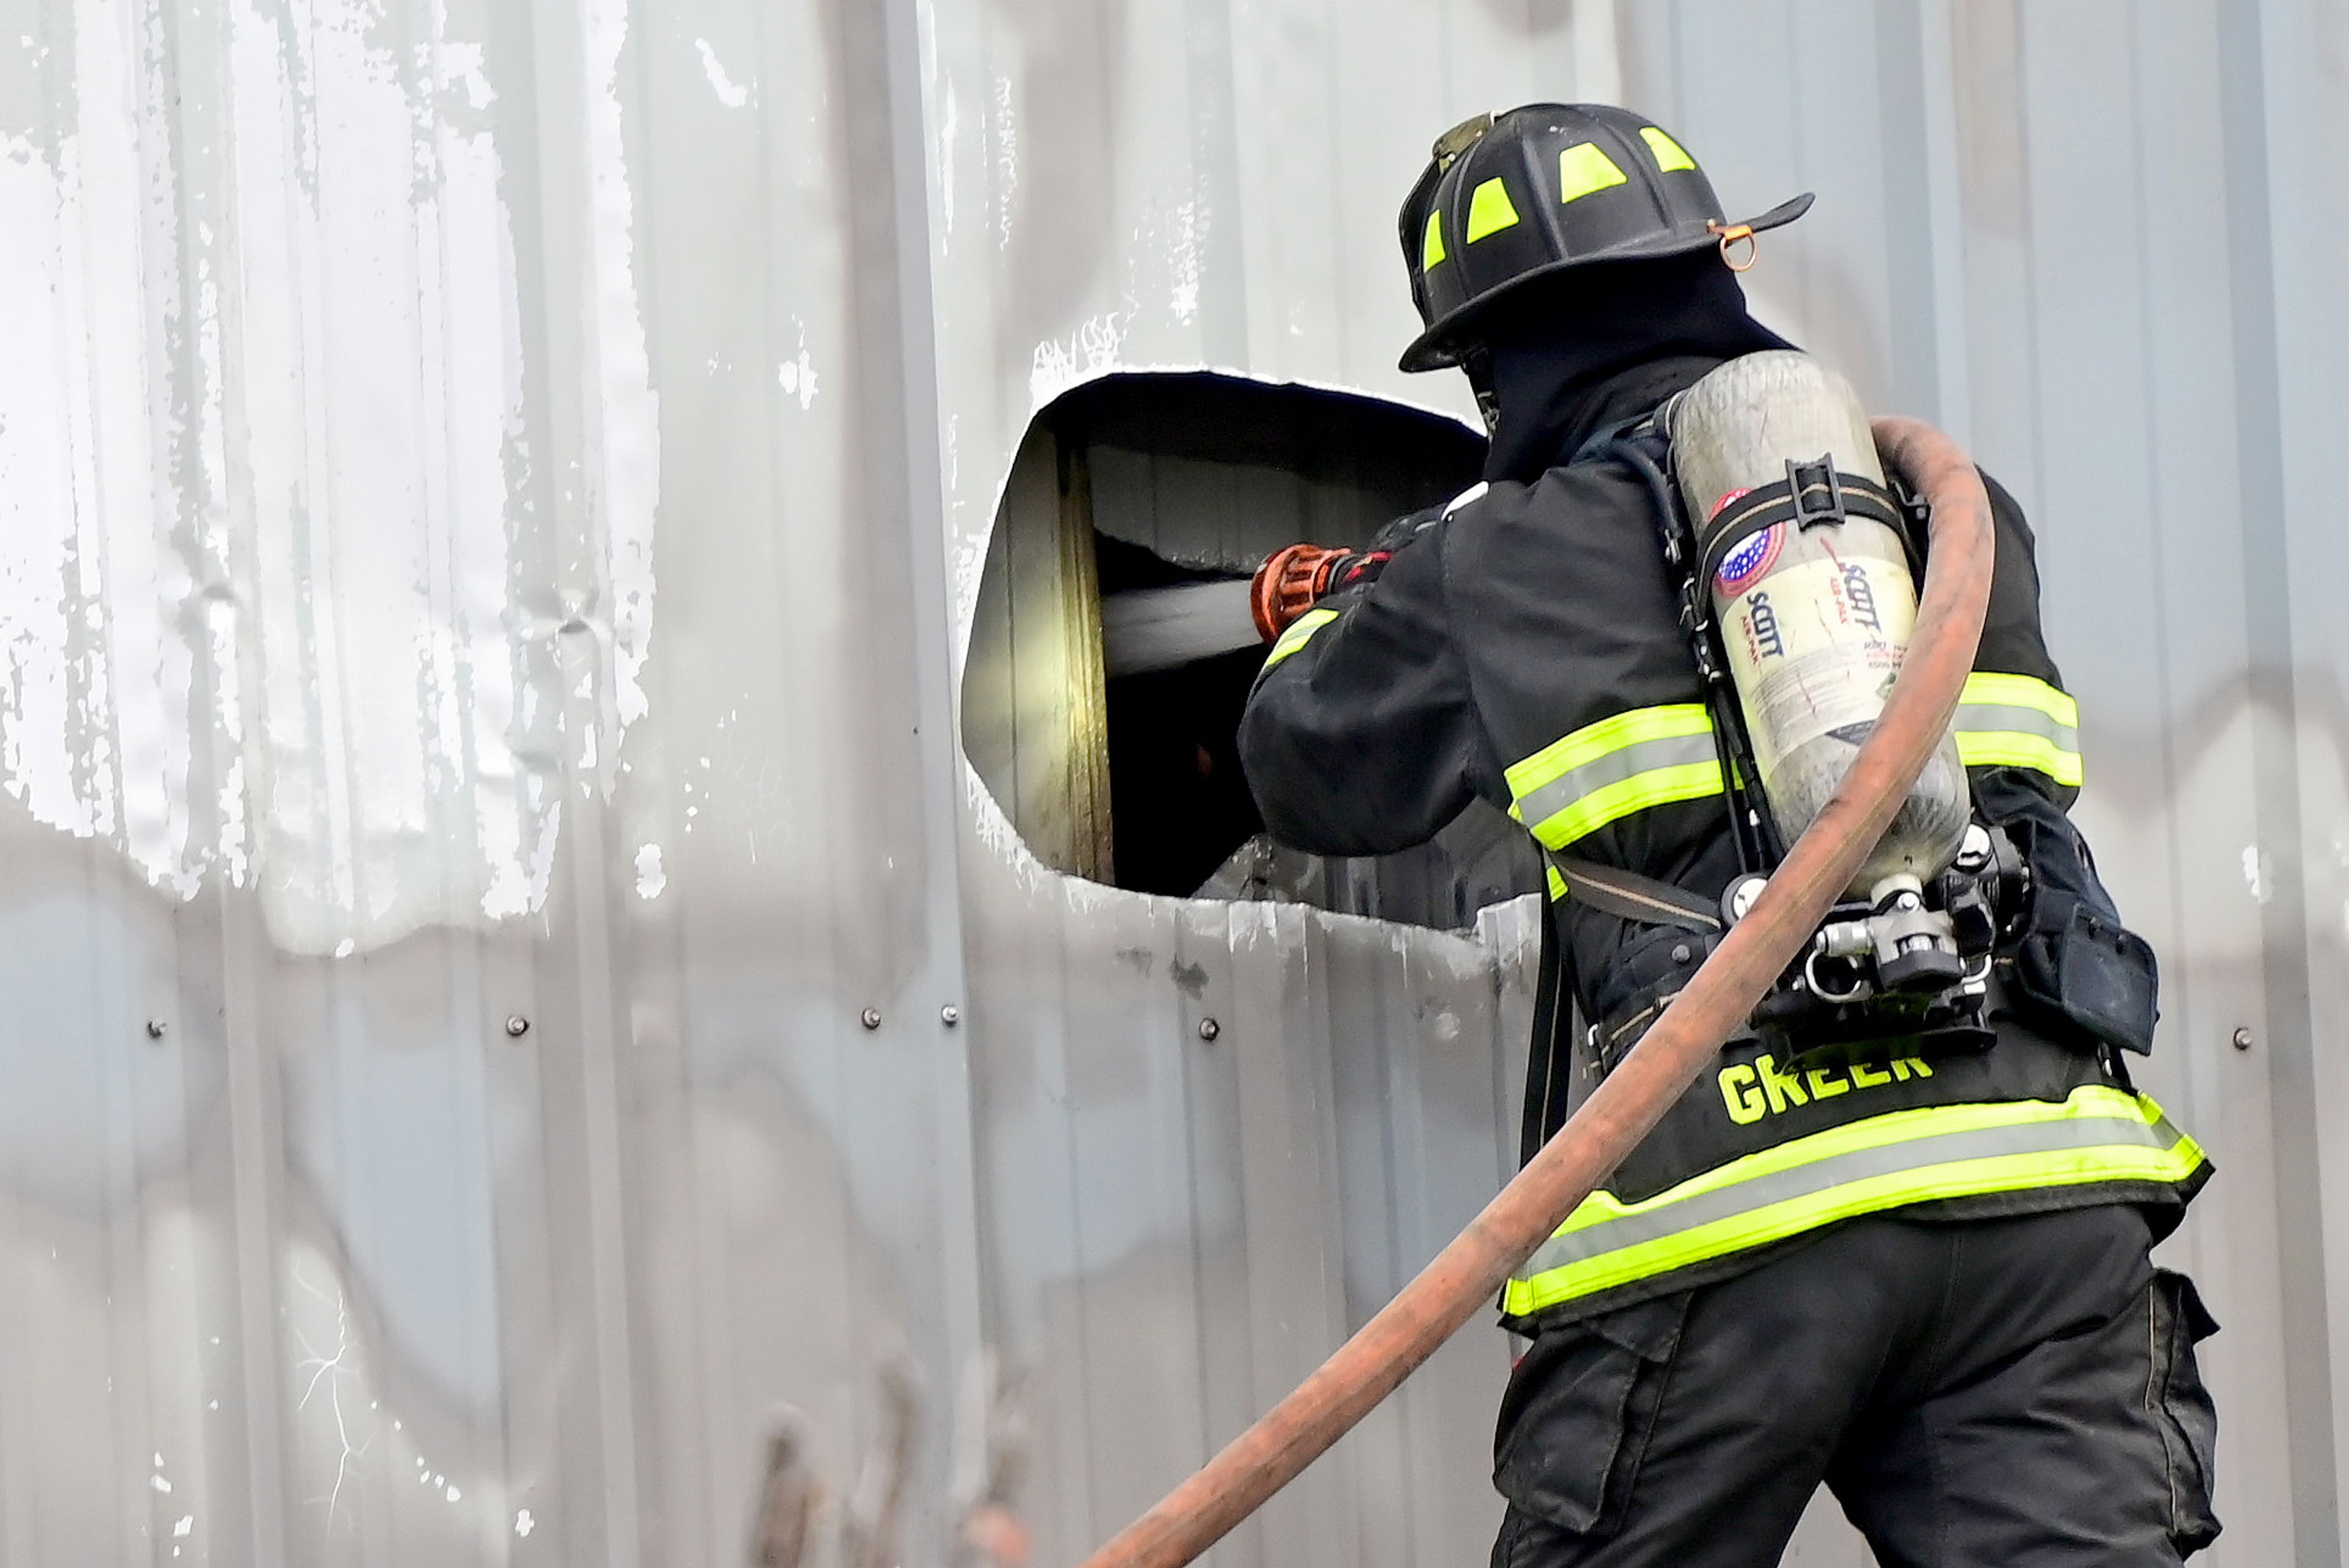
[0,1,2339,1564]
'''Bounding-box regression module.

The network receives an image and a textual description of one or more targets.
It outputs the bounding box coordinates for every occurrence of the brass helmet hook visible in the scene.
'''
[1709,220,1759,272]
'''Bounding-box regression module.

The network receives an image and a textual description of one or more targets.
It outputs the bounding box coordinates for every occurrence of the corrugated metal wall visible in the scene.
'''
[0,1,2340,1564]
[0,0,987,1561]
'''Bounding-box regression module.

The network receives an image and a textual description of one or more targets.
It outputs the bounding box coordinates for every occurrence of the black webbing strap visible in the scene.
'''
[1589,427,1784,876]
[1567,411,1658,467]
[1551,855,1723,934]
[1522,898,1572,1162]
[1697,459,1906,587]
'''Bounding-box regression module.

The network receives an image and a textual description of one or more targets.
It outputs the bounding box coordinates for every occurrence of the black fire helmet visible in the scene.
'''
[1397,103,1812,373]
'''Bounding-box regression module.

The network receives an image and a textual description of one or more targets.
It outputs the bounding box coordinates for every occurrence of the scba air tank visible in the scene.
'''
[1664,351,1970,894]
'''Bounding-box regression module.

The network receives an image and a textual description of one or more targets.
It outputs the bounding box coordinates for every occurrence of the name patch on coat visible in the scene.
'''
[1718,1052,1935,1126]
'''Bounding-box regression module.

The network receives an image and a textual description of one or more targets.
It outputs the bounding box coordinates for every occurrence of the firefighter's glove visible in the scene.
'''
[1370,503,1448,555]
[1250,543,1390,643]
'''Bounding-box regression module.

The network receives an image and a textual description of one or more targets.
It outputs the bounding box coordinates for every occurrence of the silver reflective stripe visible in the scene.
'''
[1515,1112,2179,1282]
[1512,730,1722,828]
[1956,702,2077,745]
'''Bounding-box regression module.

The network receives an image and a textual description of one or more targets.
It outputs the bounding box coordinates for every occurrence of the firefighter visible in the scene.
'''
[1238,104,2219,1567]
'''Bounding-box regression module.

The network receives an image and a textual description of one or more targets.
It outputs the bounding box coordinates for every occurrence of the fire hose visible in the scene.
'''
[1076,417,1995,1568]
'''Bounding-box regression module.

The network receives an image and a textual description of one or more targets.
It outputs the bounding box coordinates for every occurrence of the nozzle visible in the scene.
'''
[1250,544,1353,643]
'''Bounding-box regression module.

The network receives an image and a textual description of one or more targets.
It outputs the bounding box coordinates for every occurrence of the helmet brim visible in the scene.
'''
[1398,192,1815,373]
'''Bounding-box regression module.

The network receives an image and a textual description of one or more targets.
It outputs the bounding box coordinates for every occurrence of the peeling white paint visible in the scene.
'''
[1166,199,1201,324]
[445,40,496,111]
[587,0,662,737]
[0,0,169,883]
[2243,844,2269,904]
[694,37,749,109]
[991,75,1017,250]
[938,78,959,247]
[634,842,666,899]
[1029,310,1132,411]
[779,322,819,409]
[0,0,626,955]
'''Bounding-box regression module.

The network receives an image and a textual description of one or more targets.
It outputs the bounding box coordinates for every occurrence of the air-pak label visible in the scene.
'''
[1718,538,1918,781]
[1840,561,1882,630]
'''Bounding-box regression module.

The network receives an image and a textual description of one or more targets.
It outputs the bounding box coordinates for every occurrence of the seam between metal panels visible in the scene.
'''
[2118,0,2197,1174]
[2215,5,2340,1565]
[880,0,991,1543]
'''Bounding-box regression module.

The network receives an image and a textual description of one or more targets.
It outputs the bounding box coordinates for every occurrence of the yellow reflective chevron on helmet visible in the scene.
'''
[1465,176,1522,243]
[1639,126,1697,173]
[1557,141,1630,202]
[1422,210,1447,269]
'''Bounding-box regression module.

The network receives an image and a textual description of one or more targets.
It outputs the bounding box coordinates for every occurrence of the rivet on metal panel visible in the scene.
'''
[504,1015,531,1038]
[2232,1025,2254,1051]
[861,1007,884,1030]
[940,1005,961,1027]
[144,1019,168,1040]
[1197,1017,1221,1042]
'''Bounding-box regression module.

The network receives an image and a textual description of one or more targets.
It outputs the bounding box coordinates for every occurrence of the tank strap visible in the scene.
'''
[1698,463,1907,586]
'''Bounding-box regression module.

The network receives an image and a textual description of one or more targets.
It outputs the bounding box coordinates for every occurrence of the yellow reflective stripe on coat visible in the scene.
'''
[1954,671,2084,787]
[1505,672,2079,849]
[1504,704,1724,850]
[1504,1086,2202,1316]
[1263,607,1338,670]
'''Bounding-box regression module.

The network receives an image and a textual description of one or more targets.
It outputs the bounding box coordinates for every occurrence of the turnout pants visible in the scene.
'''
[1490,1205,2220,1567]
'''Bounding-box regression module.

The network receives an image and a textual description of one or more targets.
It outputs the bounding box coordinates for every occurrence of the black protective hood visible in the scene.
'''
[1477,253,1795,483]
